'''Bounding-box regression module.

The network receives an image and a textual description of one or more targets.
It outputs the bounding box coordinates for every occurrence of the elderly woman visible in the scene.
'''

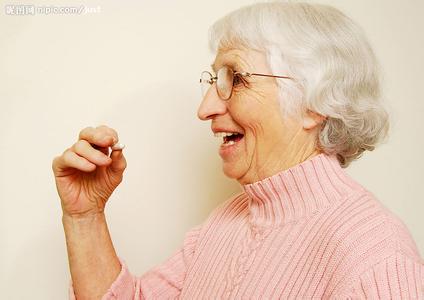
[52,2,424,299]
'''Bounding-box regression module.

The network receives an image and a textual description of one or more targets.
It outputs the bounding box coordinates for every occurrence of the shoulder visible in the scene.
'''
[327,189,424,295]
[333,249,424,298]
[326,186,421,256]
[352,189,422,260]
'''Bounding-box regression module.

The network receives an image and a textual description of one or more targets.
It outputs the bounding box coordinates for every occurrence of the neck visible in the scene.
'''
[238,140,321,185]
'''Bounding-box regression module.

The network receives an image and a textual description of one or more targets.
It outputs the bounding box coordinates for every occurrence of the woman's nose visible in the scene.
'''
[197,84,227,121]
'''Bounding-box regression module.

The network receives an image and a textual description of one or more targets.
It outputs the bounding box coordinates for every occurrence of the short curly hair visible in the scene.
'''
[208,1,390,167]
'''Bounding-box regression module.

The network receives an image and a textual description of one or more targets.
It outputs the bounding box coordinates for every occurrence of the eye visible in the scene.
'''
[233,73,247,87]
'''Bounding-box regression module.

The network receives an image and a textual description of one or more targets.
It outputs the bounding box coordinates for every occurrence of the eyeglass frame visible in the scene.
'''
[199,66,296,100]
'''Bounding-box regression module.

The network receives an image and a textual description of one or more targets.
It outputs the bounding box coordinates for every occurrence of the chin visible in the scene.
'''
[222,162,248,184]
[222,162,241,180]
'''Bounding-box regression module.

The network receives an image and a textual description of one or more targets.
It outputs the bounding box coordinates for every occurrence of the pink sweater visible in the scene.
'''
[69,153,424,299]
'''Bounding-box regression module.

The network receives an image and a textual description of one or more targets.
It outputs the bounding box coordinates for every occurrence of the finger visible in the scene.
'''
[109,149,127,173]
[72,139,112,166]
[111,142,125,151]
[92,144,110,156]
[94,141,124,156]
[78,126,118,148]
[53,150,96,173]
[96,125,119,142]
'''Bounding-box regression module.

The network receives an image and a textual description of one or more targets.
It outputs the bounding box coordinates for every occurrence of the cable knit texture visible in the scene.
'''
[69,153,424,299]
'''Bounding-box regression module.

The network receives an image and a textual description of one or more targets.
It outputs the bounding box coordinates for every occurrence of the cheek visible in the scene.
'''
[228,91,285,151]
[233,106,283,140]
[228,95,251,121]
[228,93,270,127]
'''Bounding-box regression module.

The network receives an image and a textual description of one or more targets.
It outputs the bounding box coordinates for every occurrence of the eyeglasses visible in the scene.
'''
[199,65,295,100]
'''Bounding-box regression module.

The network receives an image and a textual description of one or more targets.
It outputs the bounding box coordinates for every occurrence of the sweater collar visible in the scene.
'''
[242,153,363,228]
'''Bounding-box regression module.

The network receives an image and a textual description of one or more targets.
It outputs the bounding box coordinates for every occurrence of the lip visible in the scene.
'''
[218,135,244,159]
[212,126,244,135]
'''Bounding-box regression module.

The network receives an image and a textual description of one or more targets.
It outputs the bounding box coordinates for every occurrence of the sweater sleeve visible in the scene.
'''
[335,251,424,299]
[68,223,202,300]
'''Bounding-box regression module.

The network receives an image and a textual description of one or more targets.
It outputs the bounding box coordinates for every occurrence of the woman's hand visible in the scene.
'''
[52,125,127,218]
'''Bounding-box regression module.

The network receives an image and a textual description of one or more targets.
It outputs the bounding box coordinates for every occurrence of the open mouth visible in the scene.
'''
[215,132,244,147]
[222,133,244,146]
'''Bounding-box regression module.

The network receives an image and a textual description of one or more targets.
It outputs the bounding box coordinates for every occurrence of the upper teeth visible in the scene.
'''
[214,132,239,138]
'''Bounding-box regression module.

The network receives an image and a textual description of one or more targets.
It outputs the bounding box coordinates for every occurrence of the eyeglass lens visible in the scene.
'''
[200,66,234,100]
[217,67,233,100]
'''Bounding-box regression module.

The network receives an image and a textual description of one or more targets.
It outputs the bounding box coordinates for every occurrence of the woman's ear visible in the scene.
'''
[302,109,327,130]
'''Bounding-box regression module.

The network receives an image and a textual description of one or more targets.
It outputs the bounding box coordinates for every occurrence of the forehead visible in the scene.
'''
[211,48,251,73]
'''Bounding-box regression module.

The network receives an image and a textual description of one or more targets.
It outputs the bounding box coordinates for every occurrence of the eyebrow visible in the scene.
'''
[210,61,243,73]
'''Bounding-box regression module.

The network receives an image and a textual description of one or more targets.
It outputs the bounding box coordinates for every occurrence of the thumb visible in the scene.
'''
[109,149,127,173]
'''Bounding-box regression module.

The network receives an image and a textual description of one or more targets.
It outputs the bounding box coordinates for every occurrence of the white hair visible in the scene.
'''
[208,1,390,167]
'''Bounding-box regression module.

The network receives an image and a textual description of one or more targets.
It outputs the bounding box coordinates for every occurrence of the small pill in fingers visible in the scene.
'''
[111,142,125,151]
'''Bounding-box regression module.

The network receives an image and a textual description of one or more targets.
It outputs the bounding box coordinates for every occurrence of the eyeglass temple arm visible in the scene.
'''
[240,72,294,80]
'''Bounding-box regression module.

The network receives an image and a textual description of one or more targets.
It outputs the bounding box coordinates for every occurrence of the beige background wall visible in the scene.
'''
[1,0,422,299]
